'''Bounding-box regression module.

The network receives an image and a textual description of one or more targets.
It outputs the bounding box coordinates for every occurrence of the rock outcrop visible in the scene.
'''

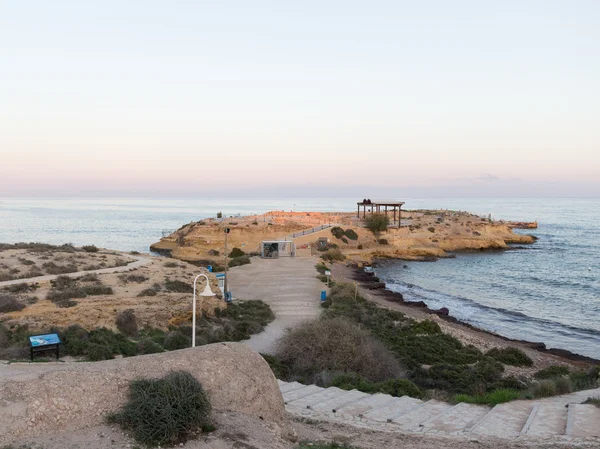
[0,343,286,443]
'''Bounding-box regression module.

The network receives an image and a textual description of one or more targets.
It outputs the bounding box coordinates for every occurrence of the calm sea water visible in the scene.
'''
[1,197,599,358]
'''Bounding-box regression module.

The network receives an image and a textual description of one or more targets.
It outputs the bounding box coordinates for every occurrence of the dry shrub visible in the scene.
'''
[116,309,138,336]
[0,294,26,313]
[276,317,402,383]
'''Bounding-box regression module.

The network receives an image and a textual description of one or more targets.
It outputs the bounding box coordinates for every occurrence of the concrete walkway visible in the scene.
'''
[279,380,600,441]
[0,255,153,288]
[227,256,323,354]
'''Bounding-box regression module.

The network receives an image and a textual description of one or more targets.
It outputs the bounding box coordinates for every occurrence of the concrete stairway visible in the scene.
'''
[278,380,600,440]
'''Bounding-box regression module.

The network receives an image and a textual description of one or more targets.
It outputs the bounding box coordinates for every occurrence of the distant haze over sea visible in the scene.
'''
[1,197,599,358]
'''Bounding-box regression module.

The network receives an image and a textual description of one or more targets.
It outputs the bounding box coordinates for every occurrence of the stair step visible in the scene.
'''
[334,393,399,418]
[523,403,567,437]
[279,381,306,394]
[470,401,535,438]
[419,402,489,434]
[282,385,324,403]
[362,396,423,423]
[566,403,600,438]
[390,400,452,430]
[310,389,370,414]
[286,387,346,409]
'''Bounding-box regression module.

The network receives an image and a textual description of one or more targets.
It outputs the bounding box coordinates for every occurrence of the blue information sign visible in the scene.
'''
[29,333,61,347]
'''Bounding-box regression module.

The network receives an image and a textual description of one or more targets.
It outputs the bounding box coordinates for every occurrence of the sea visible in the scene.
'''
[1,197,599,359]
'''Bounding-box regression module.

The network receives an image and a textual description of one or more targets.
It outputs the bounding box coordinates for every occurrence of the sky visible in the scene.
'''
[1,1,599,198]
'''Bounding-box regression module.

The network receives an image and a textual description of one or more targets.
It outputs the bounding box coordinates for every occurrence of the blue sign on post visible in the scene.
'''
[29,333,62,361]
[320,290,327,302]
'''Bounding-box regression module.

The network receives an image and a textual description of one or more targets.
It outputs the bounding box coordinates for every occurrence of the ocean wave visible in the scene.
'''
[383,279,600,338]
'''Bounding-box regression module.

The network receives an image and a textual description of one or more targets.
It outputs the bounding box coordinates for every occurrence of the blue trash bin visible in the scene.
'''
[320,290,327,302]
[207,265,213,272]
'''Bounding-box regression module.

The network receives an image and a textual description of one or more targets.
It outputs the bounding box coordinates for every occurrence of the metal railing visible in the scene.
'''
[289,224,334,239]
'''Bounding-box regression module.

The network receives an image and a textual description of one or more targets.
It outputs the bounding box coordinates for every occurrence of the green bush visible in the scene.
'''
[428,227,435,233]
[486,347,533,367]
[455,389,521,406]
[136,339,164,355]
[164,279,193,293]
[137,288,158,297]
[331,373,422,398]
[88,343,115,361]
[364,213,389,236]
[324,283,482,368]
[330,227,346,239]
[315,262,329,274]
[228,255,251,267]
[534,365,570,379]
[228,247,245,258]
[42,261,78,275]
[321,248,345,262]
[119,274,148,284]
[107,371,212,447]
[296,443,358,449]
[2,282,37,293]
[82,245,99,253]
[163,331,190,350]
[555,376,573,395]
[341,237,348,244]
[344,229,358,240]
[533,380,557,398]
[116,309,138,336]
[82,284,113,295]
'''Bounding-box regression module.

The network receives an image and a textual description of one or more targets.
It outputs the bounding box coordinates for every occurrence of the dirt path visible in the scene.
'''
[227,256,323,354]
[0,255,153,287]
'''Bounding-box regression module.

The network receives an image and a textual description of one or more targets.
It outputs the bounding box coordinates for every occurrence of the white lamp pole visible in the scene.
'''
[192,273,215,347]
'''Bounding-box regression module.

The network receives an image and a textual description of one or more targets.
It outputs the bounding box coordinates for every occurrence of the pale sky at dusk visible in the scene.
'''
[1,1,599,197]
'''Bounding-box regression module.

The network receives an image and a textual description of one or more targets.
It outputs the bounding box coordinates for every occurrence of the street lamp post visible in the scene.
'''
[192,273,215,347]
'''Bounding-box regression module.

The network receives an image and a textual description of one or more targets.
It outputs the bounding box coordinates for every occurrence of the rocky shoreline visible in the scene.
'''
[347,263,599,365]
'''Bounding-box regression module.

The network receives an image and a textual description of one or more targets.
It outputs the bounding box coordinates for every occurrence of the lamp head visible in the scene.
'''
[199,282,215,297]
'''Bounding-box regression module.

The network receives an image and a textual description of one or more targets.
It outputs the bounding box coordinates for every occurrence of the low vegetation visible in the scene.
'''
[0,300,274,362]
[116,309,138,336]
[228,247,245,258]
[321,248,345,262]
[275,318,403,385]
[107,371,212,447]
[296,443,358,449]
[228,254,251,267]
[455,389,521,406]
[486,347,533,367]
[263,281,600,404]
[46,275,113,308]
[364,213,389,236]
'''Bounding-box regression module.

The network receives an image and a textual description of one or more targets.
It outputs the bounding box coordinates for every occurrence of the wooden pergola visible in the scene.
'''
[357,199,405,227]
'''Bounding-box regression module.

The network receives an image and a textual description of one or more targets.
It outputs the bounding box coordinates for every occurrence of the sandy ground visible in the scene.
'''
[227,256,323,354]
[152,209,537,266]
[10,411,596,449]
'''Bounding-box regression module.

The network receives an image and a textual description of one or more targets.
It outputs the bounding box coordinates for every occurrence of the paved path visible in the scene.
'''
[279,380,600,441]
[227,256,323,354]
[0,255,153,288]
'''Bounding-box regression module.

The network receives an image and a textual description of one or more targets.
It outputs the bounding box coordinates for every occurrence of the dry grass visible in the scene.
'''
[275,317,403,383]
